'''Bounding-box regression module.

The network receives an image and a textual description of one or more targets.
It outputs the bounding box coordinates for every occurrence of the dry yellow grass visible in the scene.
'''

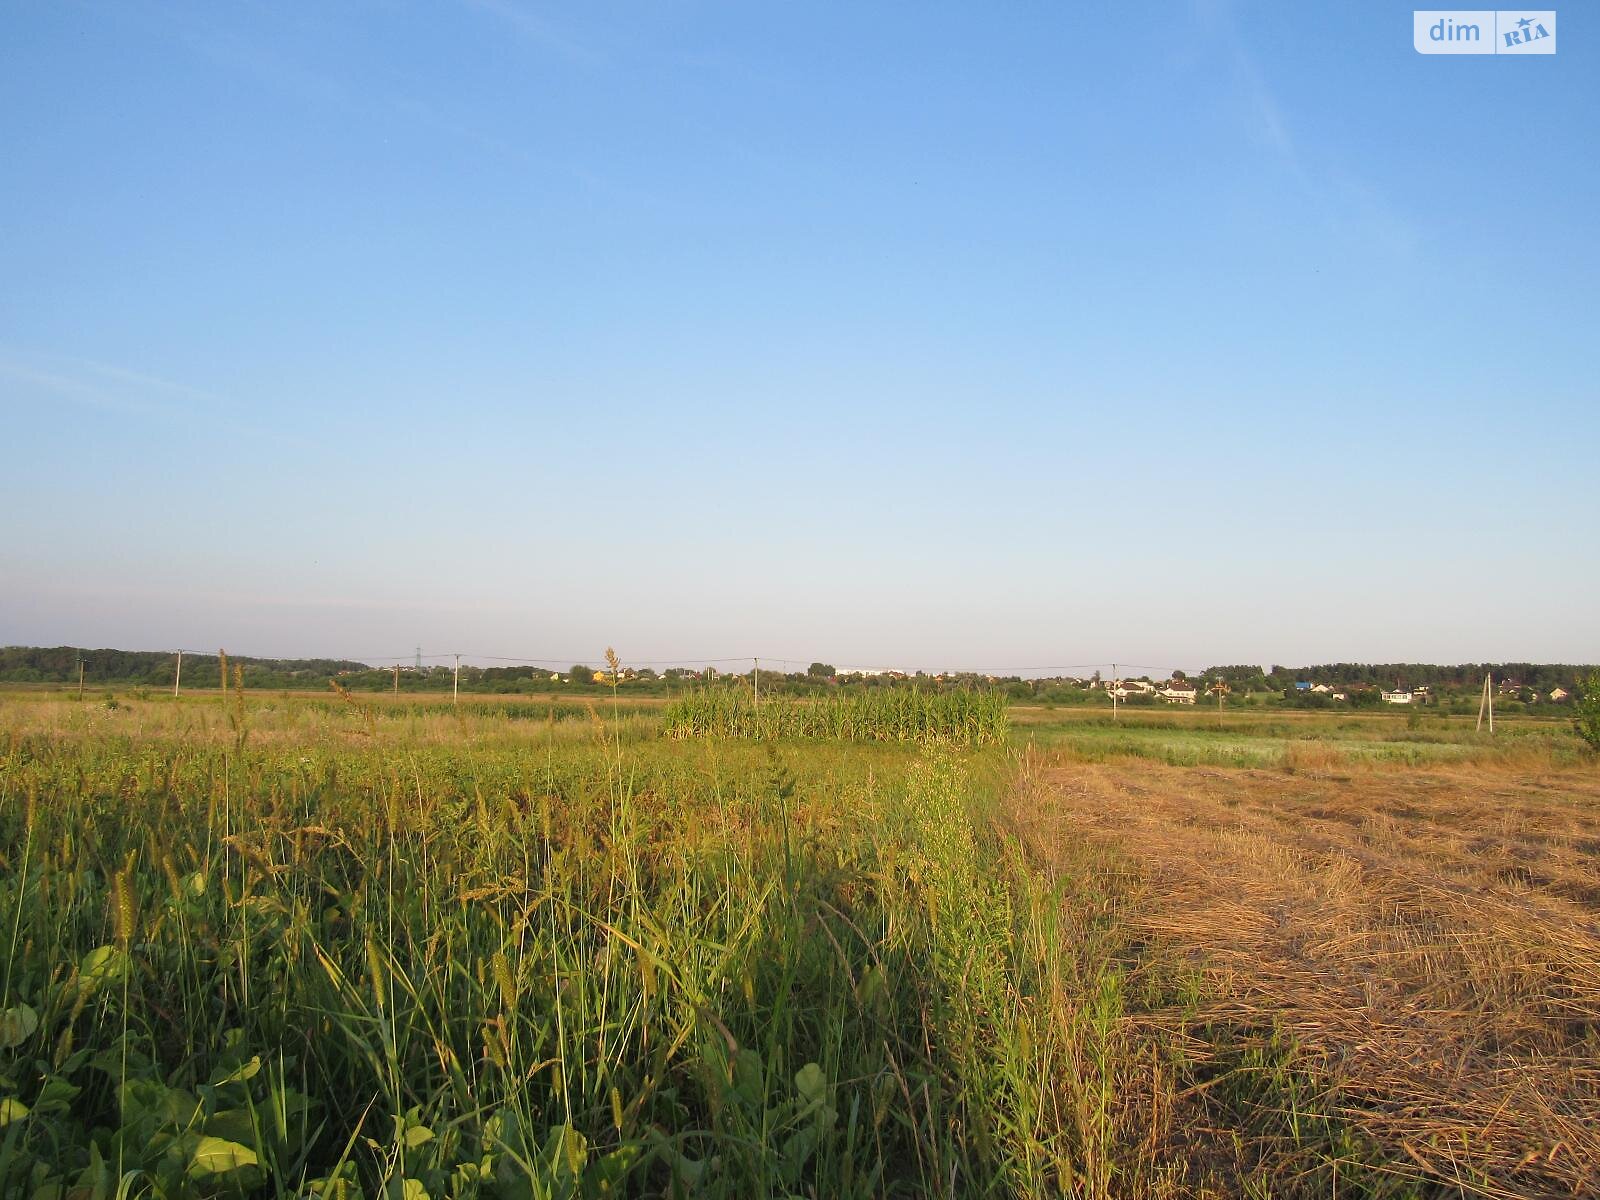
[1008,752,1600,1197]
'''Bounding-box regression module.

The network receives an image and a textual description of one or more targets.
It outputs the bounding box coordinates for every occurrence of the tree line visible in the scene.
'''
[3,646,1592,702]
[0,646,369,689]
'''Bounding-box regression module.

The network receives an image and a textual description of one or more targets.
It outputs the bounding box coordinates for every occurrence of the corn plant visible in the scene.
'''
[661,687,1009,748]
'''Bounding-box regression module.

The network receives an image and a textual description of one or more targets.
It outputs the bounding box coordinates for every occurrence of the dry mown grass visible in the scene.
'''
[1010,753,1600,1197]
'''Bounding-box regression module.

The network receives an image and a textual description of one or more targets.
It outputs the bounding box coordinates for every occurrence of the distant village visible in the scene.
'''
[503,666,1576,709]
[0,647,1587,710]
[1085,677,1570,706]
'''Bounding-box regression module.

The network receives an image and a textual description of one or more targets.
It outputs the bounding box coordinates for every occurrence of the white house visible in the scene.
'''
[1107,679,1156,699]
[1158,680,1198,704]
[1381,689,1413,705]
[1549,687,1569,702]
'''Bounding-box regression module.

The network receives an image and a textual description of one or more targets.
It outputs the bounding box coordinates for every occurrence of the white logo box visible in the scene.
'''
[1414,10,1556,54]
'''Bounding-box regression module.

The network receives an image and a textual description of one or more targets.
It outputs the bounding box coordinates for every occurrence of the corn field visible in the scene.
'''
[660,687,1009,748]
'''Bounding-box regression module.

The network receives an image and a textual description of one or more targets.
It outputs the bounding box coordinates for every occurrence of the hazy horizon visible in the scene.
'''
[4,3,1597,667]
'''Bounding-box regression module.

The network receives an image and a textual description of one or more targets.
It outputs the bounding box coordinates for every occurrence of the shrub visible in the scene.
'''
[1573,672,1600,752]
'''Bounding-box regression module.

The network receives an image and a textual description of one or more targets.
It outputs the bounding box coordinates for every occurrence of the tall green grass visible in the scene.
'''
[661,687,1009,748]
[0,715,1050,1199]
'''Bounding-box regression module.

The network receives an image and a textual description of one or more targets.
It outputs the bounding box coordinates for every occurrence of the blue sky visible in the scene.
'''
[2,2,1596,672]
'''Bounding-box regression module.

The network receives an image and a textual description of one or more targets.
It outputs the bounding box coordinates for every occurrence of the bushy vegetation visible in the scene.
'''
[660,687,1009,747]
[1574,670,1600,752]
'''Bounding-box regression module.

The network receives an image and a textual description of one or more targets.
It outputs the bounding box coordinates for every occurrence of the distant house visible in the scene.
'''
[1310,683,1334,694]
[1107,679,1156,699]
[1549,687,1569,702]
[1294,681,1312,691]
[1381,689,1413,705]
[1158,680,1198,704]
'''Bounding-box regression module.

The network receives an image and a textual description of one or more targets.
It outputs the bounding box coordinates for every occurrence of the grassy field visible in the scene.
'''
[1,689,1596,1198]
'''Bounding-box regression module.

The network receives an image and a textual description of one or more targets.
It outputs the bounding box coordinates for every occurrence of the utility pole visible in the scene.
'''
[174,649,183,698]
[393,663,400,698]
[1477,672,1494,734]
[415,646,422,671]
[453,653,461,706]
[754,657,760,706]
[77,659,85,700]
[1112,662,1118,722]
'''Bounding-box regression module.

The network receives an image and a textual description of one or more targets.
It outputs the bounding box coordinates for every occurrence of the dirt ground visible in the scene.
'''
[1016,756,1600,1198]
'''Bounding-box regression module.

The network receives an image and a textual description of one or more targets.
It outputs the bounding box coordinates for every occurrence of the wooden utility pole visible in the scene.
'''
[174,649,183,697]
[754,657,760,706]
[77,660,85,700]
[393,663,400,697]
[1112,663,1118,722]
[1477,672,1494,734]
[453,653,461,706]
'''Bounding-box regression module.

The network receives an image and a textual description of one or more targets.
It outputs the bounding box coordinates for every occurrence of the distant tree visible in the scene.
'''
[808,662,836,677]
[569,664,592,685]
